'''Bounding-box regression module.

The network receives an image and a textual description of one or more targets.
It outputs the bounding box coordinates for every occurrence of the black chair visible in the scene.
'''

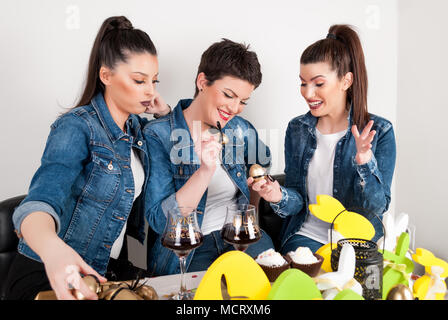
[258,174,285,251]
[0,195,26,300]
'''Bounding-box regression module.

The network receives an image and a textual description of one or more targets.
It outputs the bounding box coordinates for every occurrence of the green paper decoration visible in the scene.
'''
[382,232,414,299]
[334,289,365,300]
[267,269,322,300]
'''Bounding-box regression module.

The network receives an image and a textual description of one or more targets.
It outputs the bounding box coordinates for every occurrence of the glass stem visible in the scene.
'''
[179,256,187,294]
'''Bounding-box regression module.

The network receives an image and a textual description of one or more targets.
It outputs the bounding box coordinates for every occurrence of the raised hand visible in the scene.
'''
[351,120,376,165]
[144,90,170,116]
[247,176,282,204]
[194,133,222,173]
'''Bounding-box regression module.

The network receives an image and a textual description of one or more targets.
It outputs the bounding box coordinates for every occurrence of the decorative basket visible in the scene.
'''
[330,209,385,300]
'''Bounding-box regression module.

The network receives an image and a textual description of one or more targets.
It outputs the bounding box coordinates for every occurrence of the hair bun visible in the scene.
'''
[107,16,133,31]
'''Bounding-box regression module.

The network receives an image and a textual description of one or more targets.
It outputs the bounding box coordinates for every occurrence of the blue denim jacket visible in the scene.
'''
[270,110,396,249]
[12,93,150,275]
[143,99,271,275]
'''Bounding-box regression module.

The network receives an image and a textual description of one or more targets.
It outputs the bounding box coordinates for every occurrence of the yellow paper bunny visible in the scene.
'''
[412,248,448,300]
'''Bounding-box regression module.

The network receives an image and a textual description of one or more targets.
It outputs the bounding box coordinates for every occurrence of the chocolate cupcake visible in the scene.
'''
[255,249,290,282]
[286,247,324,278]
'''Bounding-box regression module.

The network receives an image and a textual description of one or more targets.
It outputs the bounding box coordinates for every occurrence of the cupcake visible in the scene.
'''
[255,248,290,282]
[286,247,324,277]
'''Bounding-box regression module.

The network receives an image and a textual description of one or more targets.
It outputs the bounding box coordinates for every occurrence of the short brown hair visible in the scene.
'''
[194,38,262,97]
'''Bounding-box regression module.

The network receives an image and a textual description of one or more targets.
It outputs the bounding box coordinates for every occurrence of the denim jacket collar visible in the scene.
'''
[172,99,193,134]
[91,92,140,143]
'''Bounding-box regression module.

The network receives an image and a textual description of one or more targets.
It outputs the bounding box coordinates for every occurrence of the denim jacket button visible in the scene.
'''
[237,172,241,178]
[107,163,114,170]
[137,140,143,147]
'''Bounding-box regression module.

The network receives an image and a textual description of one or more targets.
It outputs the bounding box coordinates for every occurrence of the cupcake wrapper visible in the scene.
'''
[286,253,324,278]
[258,262,290,282]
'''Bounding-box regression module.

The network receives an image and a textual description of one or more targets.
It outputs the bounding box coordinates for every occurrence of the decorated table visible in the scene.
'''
[35,195,448,301]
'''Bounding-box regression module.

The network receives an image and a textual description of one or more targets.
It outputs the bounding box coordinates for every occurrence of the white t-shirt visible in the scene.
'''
[110,148,145,259]
[201,164,238,235]
[297,128,347,244]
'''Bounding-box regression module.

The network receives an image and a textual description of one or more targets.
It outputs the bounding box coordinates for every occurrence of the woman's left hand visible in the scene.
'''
[351,120,376,165]
[144,90,171,116]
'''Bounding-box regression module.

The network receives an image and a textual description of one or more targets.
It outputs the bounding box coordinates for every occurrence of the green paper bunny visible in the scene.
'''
[382,232,414,299]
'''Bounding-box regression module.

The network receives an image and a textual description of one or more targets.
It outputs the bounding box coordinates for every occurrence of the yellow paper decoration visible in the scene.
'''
[412,248,448,300]
[194,251,271,300]
[309,195,375,240]
[315,243,336,273]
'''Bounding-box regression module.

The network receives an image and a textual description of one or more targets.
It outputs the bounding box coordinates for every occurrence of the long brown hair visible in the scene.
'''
[300,24,369,129]
[75,16,157,107]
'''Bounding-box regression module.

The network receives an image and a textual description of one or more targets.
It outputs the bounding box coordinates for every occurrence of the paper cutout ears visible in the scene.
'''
[267,268,322,300]
[412,248,448,300]
[377,211,409,252]
[194,251,271,300]
[382,232,414,299]
[412,248,448,278]
[309,195,375,240]
[314,244,363,300]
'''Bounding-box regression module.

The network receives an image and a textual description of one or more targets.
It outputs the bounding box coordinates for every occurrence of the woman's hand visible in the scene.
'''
[351,120,376,165]
[144,90,170,117]
[247,176,283,203]
[194,134,222,173]
[40,237,107,300]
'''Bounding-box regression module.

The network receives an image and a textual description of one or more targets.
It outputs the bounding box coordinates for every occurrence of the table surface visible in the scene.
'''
[144,270,448,300]
[143,271,206,299]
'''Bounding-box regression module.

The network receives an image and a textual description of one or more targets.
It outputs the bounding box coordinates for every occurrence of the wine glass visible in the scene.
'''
[220,204,261,252]
[161,207,203,300]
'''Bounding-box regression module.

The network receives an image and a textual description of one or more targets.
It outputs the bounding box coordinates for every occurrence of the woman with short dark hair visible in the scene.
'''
[144,39,274,276]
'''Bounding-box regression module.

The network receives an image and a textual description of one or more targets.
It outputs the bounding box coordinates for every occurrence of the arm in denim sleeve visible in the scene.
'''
[145,131,179,235]
[269,122,304,217]
[243,119,271,175]
[13,114,90,235]
[352,123,396,219]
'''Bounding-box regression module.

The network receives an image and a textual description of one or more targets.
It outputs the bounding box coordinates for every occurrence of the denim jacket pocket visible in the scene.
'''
[84,152,121,202]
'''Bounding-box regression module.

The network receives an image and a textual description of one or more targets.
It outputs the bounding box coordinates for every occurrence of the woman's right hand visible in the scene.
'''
[194,133,222,173]
[40,237,107,300]
[247,176,283,204]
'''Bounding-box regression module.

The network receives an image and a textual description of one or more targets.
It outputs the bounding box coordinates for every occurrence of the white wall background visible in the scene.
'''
[396,0,448,261]
[0,0,402,268]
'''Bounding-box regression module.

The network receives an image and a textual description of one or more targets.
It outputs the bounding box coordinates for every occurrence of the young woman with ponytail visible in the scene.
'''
[248,25,396,254]
[4,16,170,300]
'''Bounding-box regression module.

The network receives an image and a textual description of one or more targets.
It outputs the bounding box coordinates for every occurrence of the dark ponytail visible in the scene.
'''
[75,16,157,107]
[300,24,369,129]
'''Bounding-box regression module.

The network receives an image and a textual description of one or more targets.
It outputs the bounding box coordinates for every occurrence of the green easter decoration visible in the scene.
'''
[267,269,322,300]
[382,232,414,299]
[333,289,365,300]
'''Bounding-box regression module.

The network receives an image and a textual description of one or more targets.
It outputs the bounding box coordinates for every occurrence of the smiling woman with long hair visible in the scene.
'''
[249,24,396,254]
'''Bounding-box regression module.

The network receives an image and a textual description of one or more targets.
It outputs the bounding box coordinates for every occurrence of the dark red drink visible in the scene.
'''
[220,222,261,251]
[162,229,203,258]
